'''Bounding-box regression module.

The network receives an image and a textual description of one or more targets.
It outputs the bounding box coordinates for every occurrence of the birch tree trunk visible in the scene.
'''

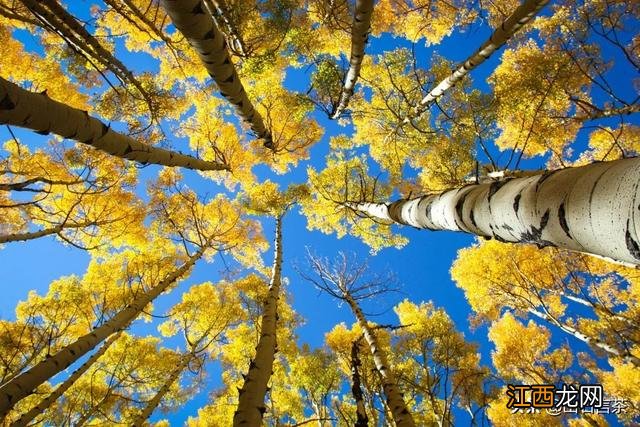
[345,295,415,427]
[0,247,205,417]
[410,0,549,120]
[526,308,640,367]
[233,215,283,426]
[11,331,123,427]
[0,77,229,171]
[348,157,640,266]
[204,0,246,57]
[19,0,152,107]
[351,340,369,427]
[160,0,274,148]
[331,0,374,119]
[131,354,192,426]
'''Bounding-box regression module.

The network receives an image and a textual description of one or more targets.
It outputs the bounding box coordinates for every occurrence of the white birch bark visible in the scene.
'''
[160,0,274,148]
[410,0,549,120]
[348,157,640,266]
[204,0,246,57]
[233,216,283,426]
[0,247,205,417]
[345,295,415,427]
[11,331,123,427]
[0,77,229,171]
[526,308,640,366]
[131,354,192,426]
[331,0,374,119]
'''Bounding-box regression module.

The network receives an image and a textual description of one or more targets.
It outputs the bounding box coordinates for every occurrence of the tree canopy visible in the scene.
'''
[0,0,639,425]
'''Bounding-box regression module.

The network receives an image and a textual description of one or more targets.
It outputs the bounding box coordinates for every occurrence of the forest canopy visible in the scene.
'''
[0,0,639,425]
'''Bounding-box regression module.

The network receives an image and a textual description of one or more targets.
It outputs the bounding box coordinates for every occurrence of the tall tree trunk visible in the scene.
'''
[347,157,640,266]
[351,339,369,427]
[411,0,549,119]
[131,353,192,426]
[11,331,123,427]
[0,220,103,244]
[19,0,153,109]
[233,215,283,426]
[204,0,247,57]
[331,0,374,119]
[526,308,640,367]
[344,295,415,427]
[0,77,229,172]
[160,0,274,149]
[0,247,205,417]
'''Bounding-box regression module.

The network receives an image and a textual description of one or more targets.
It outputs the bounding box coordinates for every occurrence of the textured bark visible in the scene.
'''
[205,0,247,56]
[527,308,640,367]
[348,157,640,266]
[351,340,369,427]
[0,77,228,171]
[131,354,191,426]
[0,247,205,417]
[0,220,100,244]
[345,295,415,427]
[233,216,283,426]
[20,0,152,105]
[411,0,548,119]
[11,331,123,427]
[331,0,374,119]
[161,0,273,148]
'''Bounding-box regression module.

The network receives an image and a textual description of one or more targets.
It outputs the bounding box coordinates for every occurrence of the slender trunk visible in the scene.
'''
[526,308,640,366]
[345,295,415,427]
[0,247,205,417]
[204,0,247,57]
[348,157,640,266]
[331,0,374,119]
[11,331,123,427]
[351,340,369,427]
[0,220,98,244]
[411,0,549,119]
[160,0,273,149]
[131,354,191,426]
[20,0,151,106]
[0,77,229,171]
[233,216,283,425]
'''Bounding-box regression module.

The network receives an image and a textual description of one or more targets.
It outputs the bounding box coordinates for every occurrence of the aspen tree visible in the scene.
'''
[160,0,274,148]
[303,253,416,427]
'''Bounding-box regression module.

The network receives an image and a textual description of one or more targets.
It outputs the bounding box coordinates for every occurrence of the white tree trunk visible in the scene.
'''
[0,247,205,417]
[233,216,283,426]
[331,0,374,119]
[160,0,273,148]
[131,354,191,426]
[410,0,549,119]
[346,295,415,427]
[11,331,123,427]
[0,77,229,172]
[526,308,640,366]
[348,158,640,266]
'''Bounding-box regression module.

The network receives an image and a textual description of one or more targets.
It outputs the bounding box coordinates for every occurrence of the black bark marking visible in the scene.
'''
[455,195,467,223]
[513,193,522,214]
[100,122,109,137]
[502,224,513,231]
[0,93,16,110]
[535,170,556,191]
[488,179,511,202]
[625,220,640,261]
[519,209,551,245]
[469,209,477,228]
[35,129,50,135]
[191,3,204,14]
[122,145,133,155]
[204,29,215,40]
[558,202,572,239]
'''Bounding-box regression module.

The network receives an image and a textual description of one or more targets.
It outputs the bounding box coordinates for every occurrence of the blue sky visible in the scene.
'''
[1,1,638,425]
